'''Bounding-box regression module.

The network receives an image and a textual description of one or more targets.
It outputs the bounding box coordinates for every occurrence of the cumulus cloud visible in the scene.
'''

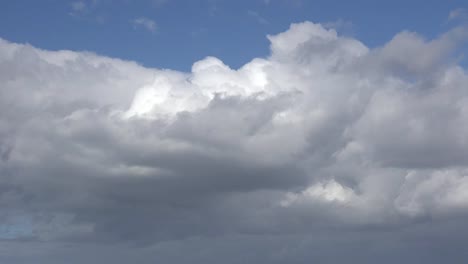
[1,22,468,263]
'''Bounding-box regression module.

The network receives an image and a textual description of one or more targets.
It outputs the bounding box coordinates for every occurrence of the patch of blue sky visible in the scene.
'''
[0,213,34,240]
[0,0,467,70]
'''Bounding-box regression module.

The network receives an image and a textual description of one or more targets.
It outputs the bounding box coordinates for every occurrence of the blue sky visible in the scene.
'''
[1,0,467,71]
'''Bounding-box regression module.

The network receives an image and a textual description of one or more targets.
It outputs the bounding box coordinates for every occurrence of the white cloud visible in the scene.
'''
[132,17,157,33]
[2,21,468,262]
[281,180,356,206]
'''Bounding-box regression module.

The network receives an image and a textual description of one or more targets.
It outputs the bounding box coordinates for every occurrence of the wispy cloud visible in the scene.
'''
[132,17,157,33]
[71,1,87,12]
[247,10,269,25]
[69,0,106,24]
[448,8,468,21]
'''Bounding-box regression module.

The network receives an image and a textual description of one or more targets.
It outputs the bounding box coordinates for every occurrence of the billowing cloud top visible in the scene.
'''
[1,22,468,263]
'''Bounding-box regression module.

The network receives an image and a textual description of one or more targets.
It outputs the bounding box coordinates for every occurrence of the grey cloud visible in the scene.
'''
[1,21,468,263]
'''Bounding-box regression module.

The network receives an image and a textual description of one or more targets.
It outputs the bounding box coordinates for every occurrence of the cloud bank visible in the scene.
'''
[1,22,468,263]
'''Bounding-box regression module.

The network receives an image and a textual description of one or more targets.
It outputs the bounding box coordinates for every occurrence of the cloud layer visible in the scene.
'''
[1,22,468,263]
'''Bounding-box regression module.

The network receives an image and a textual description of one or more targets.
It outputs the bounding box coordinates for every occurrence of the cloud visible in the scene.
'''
[132,17,157,33]
[247,10,269,25]
[1,22,468,263]
[322,19,354,35]
[69,0,107,24]
[71,1,87,12]
[449,8,468,21]
[70,0,90,16]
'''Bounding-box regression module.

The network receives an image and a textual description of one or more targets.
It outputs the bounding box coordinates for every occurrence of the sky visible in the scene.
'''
[2,1,468,264]
[1,0,468,70]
